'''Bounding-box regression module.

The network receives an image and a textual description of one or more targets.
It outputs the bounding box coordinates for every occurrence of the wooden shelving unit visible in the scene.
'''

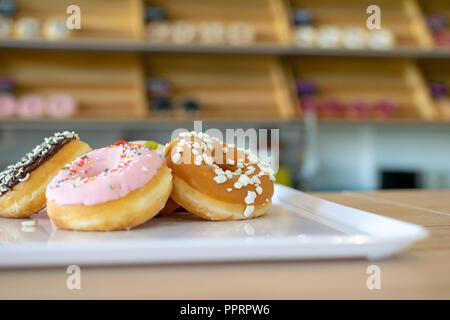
[0,0,448,124]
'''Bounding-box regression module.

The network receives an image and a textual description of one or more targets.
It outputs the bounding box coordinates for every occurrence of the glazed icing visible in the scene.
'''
[46,143,162,206]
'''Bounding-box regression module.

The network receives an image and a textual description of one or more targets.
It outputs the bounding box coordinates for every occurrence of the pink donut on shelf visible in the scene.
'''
[16,94,45,118]
[0,94,15,118]
[46,94,77,118]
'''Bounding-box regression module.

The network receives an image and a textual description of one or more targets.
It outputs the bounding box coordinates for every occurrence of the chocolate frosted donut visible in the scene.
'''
[0,131,91,218]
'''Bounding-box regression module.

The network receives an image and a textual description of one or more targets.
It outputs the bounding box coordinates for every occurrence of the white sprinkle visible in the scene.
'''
[142,166,148,172]
[256,186,263,195]
[245,166,255,175]
[237,163,244,169]
[238,174,250,186]
[193,141,200,149]
[215,168,225,176]
[223,147,228,153]
[243,205,254,217]
[227,188,232,192]
[225,170,233,179]
[18,173,30,182]
[194,160,202,166]
[172,153,181,163]
[245,191,257,205]
[176,146,184,153]
[226,158,235,165]
[192,149,199,155]
[234,182,243,189]
[21,220,36,227]
[238,158,244,163]
[214,175,227,184]
[252,176,261,185]
[202,153,214,165]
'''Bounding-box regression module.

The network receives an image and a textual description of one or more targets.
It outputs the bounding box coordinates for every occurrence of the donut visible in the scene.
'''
[46,142,172,231]
[165,131,275,220]
[45,94,77,118]
[0,131,91,218]
[16,94,45,118]
[0,94,15,118]
[43,17,71,40]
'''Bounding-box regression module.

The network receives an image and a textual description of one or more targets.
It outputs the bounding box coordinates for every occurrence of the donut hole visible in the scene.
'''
[80,147,123,178]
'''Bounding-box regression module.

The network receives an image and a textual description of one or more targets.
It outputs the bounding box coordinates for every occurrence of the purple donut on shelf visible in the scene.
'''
[0,77,15,93]
[296,79,317,97]
[426,14,447,32]
[0,94,15,118]
[16,94,45,118]
[429,82,448,99]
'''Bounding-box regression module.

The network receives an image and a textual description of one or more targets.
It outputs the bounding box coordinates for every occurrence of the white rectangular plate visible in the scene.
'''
[0,184,428,267]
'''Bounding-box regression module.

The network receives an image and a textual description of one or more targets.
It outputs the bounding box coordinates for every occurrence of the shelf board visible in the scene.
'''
[0,118,302,131]
[2,118,450,131]
[0,39,449,58]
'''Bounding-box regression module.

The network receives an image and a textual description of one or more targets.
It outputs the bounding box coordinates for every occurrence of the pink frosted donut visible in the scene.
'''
[0,94,15,118]
[46,143,173,231]
[16,94,45,118]
[46,94,77,118]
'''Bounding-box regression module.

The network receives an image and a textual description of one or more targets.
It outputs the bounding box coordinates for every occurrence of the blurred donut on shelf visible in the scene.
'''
[429,82,447,99]
[198,21,225,44]
[317,25,341,48]
[16,94,45,118]
[151,96,172,114]
[0,77,14,93]
[171,21,196,44]
[226,22,255,45]
[300,97,319,114]
[43,17,70,40]
[0,16,12,38]
[14,17,41,39]
[145,6,167,22]
[181,98,200,115]
[293,26,316,48]
[433,31,450,47]
[147,78,170,96]
[0,0,16,16]
[372,100,397,118]
[296,79,317,97]
[0,94,15,118]
[292,8,314,26]
[147,21,171,42]
[367,29,395,50]
[45,94,77,118]
[319,98,345,118]
[342,26,366,50]
[426,14,447,32]
[347,100,370,119]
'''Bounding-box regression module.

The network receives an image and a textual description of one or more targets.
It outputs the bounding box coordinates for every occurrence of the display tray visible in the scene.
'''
[0,184,427,267]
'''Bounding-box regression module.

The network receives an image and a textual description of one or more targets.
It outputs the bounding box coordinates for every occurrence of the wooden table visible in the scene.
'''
[1,190,449,299]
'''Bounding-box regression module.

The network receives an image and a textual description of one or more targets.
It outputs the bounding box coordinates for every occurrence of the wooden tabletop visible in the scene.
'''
[1,189,449,299]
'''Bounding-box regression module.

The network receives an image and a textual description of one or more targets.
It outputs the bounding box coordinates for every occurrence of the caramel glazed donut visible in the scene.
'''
[165,131,275,220]
[46,142,172,231]
[0,131,91,218]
